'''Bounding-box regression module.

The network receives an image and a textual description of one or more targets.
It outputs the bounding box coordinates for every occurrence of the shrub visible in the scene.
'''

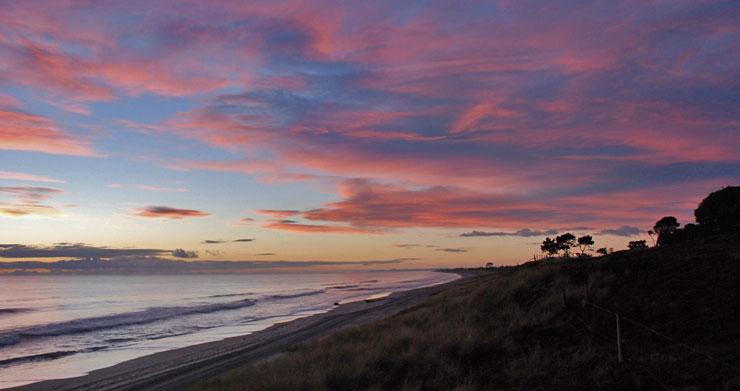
[627,240,648,250]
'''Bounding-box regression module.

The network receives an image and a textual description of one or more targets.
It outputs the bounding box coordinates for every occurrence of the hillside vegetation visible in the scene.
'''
[193,237,740,390]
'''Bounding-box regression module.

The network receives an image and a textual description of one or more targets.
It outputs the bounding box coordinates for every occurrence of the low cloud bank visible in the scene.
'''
[0,243,166,258]
[460,229,559,238]
[460,226,641,238]
[436,248,467,253]
[0,256,417,274]
[596,226,642,237]
[171,248,199,258]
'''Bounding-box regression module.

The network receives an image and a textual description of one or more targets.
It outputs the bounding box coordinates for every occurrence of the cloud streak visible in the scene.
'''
[460,229,560,238]
[136,185,189,193]
[0,186,65,217]
[0,171,65,184]
[596,226,642,237]
[0,102,97,156]
[134,206,210,219]
[436,248,467,253]
[201,238,254,244]
[264,219,370,234]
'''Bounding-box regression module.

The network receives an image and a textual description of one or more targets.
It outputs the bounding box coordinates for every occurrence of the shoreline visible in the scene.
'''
[12,273,467,391]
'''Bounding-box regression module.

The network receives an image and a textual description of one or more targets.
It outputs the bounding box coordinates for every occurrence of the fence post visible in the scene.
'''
[615,312,623,363]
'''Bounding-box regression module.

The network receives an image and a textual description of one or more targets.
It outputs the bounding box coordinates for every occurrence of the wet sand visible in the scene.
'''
[13,275,464,391]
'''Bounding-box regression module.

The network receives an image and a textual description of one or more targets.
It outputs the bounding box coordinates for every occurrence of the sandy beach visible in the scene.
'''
[12,275,463,391]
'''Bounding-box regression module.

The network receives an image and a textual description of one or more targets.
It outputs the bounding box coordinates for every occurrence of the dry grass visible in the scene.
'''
[193,238,740,390]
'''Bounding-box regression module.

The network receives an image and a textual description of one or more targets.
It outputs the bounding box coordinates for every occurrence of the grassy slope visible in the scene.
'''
[194,238,740,390]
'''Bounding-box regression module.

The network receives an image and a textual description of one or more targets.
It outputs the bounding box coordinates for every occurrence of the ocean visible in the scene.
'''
[0,271,458,388]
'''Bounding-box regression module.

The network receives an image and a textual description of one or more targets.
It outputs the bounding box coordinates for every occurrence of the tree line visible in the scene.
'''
[540,186,739,258]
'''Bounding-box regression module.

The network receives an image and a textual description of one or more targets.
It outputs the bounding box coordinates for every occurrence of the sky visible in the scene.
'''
[0,0,738,269]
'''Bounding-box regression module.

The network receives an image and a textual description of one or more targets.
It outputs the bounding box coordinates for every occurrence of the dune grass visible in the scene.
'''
[193,238,740,390]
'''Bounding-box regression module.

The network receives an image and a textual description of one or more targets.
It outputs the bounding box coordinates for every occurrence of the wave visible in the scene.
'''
[265,289,325,300]
[345,288,376,292]
[206,292,252,299]
[208,289,324,300]
[0,346,107,367]
[0,289,326,349]
[400,277,438,284]
[103,337,136,343]
[0,308,33,315]
[326,284,360,290]
[0,299,256,347]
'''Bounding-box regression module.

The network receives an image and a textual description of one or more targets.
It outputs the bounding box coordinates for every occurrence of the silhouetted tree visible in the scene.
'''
[540,237,558,257]
[628,240,648,251]
[556,233,576,257]
[576,235,594,256]
[485,262,494,268]
[695,186,740,233]
[596,247,608,256]
[653,216,680,246]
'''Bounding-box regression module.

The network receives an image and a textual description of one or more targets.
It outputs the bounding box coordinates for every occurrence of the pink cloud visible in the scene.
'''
[180,159,324,184]
[0,186,64,203]
[0,105,97,156]
[256,210,301,218]
[134,206,210,219]
[0,185,65,218]
[0,171,65,184]
[264,219,370,234]
[257,179,733,234]
[236,217,255,225]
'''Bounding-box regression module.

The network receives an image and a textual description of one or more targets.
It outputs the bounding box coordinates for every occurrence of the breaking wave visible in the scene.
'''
[0,346,107,367]
[265,289,325,300]
[0,299,256,347]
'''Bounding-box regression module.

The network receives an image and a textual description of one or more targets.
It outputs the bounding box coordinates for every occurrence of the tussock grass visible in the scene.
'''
[193,239,740,390]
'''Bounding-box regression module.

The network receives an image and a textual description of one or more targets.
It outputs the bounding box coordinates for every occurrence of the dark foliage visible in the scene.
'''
[683,223,703,241]
[540,237,558,256]
[577,235,594,255]
[695,186,740,233]
[653,216,680,246]
[555,233,576,257]
[627,240,648,250]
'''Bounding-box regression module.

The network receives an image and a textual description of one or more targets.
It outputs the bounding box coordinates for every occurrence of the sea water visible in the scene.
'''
[0,271,457,388]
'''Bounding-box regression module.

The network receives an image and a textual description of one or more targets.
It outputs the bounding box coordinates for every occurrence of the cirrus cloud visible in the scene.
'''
[0,171,65,184]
